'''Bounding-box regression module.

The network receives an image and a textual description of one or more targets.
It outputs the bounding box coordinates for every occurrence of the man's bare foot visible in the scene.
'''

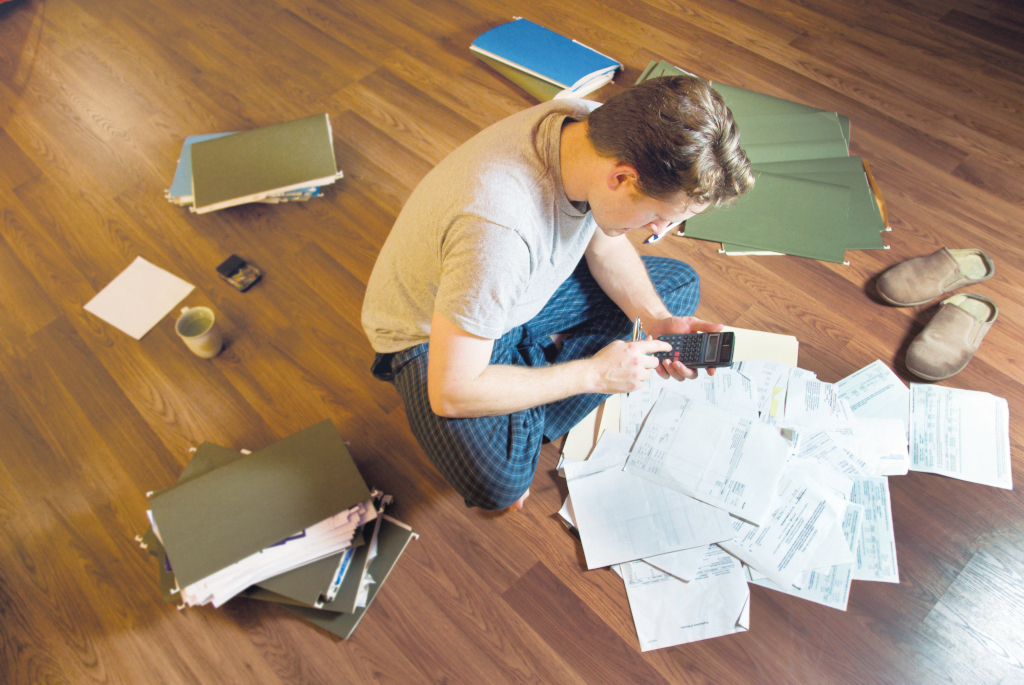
[507,488,531,512]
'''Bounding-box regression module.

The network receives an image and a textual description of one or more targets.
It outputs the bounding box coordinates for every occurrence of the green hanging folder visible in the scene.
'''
[747,158,886,250]
[281,516,418,639]
[683,171,851,264]
[190,113,340,214]
[148,420,371,591]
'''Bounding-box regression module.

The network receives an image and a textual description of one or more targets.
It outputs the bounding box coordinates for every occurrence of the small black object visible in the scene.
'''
[653,332,735,368]
[216,255,261,291]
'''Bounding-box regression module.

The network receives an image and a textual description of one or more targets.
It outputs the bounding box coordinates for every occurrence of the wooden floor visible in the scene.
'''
[2,0,1023,682]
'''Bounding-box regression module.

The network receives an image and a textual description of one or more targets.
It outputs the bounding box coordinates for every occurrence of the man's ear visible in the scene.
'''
[607,163,640,191]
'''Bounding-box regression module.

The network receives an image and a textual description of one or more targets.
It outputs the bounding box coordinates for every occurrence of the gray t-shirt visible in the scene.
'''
[362,99,599,354]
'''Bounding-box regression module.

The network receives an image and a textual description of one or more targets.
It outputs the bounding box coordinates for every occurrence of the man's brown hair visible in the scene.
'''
[586,75,753,206]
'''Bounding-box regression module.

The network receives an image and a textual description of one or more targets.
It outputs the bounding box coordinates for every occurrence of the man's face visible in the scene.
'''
[592,181,711,238]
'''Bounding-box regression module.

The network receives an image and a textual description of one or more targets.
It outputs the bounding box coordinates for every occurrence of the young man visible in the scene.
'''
[362,76,753,511]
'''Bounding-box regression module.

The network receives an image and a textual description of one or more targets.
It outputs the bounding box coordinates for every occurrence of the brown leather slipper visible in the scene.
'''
[877,248,995,306]
[906,293,998,381]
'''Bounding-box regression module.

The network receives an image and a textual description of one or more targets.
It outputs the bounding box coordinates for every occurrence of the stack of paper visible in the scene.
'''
[636,61,890,264]
[470,18,621,101]
[164,114,343,214]
[558,355,1011,651]
[137,420,418,640]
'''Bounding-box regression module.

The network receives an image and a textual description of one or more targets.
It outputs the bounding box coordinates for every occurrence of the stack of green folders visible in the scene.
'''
[164,113,343,214]
[137,420,418,640]
[638,61,890,264]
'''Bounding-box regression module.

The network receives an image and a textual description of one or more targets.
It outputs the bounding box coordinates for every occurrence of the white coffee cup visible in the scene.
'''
[175,306,223,359]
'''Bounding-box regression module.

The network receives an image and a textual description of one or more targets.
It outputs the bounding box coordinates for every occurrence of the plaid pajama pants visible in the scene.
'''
[371,256,701,510]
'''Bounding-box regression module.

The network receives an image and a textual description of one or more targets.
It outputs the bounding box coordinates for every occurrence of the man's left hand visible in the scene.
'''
[645,316,725,381]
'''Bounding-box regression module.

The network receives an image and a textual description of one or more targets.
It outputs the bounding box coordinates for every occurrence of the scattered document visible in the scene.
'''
[83,256,194,339]
[909,384,1012,490]
[836,360,910,435]
[643,546,707,583]
[719,466,845,588]
[734,360,815,423]
[750,502,863,611]
[620,372,674,439]
[795,429,870,476]
[624,393,790,525]
[850,476,899,583]
[785,378,849,429]
[622,545,749,651]
[852,418,909,476]
[564,432,734,568]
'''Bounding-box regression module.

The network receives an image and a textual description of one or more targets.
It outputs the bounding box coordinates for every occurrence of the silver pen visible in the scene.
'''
[631,317,643,342]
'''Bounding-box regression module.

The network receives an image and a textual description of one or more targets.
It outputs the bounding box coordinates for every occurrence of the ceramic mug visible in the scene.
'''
[175,306,223,359]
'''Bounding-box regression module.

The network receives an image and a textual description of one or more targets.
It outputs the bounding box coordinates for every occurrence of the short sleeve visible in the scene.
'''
[434,216,531,339]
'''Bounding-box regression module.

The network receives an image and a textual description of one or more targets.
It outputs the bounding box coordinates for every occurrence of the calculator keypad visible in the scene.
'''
[652,334,704,365]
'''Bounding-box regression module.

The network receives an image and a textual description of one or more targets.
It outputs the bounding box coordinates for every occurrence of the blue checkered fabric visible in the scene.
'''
[372,256,701,510]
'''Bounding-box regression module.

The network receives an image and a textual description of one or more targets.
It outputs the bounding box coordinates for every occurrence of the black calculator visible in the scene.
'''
[652,332,735,368]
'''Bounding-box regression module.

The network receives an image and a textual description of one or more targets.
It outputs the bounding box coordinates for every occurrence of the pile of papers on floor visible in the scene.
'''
[558,358,1010,651]
[637,60,890,264]
[137,419,417,640]
[164,113,343,214]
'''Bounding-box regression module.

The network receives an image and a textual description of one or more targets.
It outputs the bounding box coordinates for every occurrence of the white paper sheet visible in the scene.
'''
[852,418,909,476]
[622,544,749,651]
[835,360,910,435]
[752,503,863,611]
[561,494,708,581]
[620,372,674,439]
[735,360,801,422]
[624,393,790,525]
[564,432,734,569]
[794,429,871,476]
[785,378,847,429]
[850,476,899,583]
[643,545,707,582]
[718,467,844,588]
[83,256,195,339]
[678,368,760,418]
[909,384,1012,489]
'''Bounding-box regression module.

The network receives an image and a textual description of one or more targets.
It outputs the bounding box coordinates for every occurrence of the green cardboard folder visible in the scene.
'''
[748,158,886,250]
[282,516,418,640]
[635,60,851,146]
[148,420,371,591]
[190,113,339,214]
[683,171,851,264]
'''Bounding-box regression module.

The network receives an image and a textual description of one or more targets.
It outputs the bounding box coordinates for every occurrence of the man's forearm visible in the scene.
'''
[434,358,596,418]
[585,234,670,329]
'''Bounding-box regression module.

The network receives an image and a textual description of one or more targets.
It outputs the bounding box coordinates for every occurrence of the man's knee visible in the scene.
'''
[642,256,701,317]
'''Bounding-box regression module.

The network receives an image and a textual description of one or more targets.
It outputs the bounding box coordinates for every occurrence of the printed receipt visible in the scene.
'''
[909,384,1012,490]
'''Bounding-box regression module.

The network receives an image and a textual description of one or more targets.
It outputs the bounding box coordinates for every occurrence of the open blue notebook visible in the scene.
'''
[470,18,620,98]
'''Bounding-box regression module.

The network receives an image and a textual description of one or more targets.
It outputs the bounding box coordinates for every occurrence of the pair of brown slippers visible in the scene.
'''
[876,248,997,381]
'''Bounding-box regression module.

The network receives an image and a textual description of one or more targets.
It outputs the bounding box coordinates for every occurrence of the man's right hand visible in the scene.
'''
[587,338,672,394]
